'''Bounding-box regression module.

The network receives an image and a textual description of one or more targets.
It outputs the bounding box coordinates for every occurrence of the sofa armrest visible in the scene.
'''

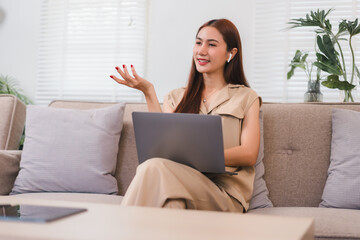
[0,94,27,150]
[0,150,21,195]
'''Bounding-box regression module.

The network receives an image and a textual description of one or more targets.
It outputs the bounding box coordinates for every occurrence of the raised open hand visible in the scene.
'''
[110,65,153,94]
[110,65,162,112]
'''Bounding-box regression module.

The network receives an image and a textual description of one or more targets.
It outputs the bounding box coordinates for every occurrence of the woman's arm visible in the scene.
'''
[110,65,162,113]
[224,98,261,167]
[162,101,174,113]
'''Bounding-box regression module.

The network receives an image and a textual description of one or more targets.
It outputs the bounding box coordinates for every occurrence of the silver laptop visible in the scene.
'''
[132,112,236,175]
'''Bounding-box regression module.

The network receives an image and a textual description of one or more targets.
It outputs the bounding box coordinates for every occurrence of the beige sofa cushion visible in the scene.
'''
[0,94,26,150]
[248,207,360,239]
[10,192,123,205]
[261,103,360,207]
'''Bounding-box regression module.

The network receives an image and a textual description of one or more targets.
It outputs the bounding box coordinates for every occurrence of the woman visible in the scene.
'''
[110,19,261,213]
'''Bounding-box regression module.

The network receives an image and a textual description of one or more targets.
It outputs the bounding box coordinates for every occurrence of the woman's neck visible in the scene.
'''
[202,73,227,92]
[201,73,227,107]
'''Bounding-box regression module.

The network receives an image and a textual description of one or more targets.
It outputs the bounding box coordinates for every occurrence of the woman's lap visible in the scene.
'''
[121,158,243,212]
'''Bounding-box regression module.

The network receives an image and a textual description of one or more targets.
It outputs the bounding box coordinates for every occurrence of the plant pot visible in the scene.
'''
[304,80,323,102]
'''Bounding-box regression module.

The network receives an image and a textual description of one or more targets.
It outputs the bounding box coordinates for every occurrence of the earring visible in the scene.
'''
[227,53,232,63]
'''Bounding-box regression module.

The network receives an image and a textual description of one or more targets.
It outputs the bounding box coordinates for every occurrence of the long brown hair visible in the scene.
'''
[174,19,249,113]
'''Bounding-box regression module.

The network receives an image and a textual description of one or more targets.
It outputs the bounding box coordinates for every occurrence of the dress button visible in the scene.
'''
[287,150,293,155]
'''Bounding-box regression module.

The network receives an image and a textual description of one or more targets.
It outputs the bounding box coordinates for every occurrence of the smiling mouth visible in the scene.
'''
[197,58,210,65]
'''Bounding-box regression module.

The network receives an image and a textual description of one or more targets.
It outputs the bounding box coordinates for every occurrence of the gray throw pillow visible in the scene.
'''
[320,108,360,209]
[11,103,125,195]
[249,110,273,210]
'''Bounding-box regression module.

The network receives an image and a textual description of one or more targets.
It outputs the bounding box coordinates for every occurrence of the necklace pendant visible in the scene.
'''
[203,99,206,103]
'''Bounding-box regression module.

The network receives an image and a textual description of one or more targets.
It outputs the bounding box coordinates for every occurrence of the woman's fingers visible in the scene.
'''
[111,66,128,85]
[110,75,128,86]
[131,65,142,81]
[115,66,126,79]
[113,65,137,85]
[115,65,132,82]
[122,65,133,80]
[111,64,149,92]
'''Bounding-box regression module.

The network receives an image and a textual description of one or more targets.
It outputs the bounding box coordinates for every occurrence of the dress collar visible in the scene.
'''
[200,84,240,114]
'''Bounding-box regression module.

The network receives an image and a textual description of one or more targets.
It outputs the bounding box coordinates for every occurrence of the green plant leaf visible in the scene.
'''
[301,53,309,62]
[316,36,328,58]
[289,62,306,69]
[316,53,327,63]
[342,18,360,36]
[287,50,310,80]
[314,35,343,75]
[323,35,338,59]
[288,9,333,30]
[287,67,295,80]
[324,19,332,31]
[287,9,333,32]
[0,75,33,104]
[315,53,338,69]
[321,75,355,90]
[337,20,349,37]
[317,35,338,63]
[313,61,342,75]
[293,49,302,61]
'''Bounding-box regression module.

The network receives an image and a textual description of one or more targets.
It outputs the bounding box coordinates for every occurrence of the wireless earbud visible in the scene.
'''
[227,53,232,63]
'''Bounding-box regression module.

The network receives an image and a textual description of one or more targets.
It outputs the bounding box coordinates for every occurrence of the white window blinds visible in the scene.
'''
[253,0,360,102]
[36,0,147,105]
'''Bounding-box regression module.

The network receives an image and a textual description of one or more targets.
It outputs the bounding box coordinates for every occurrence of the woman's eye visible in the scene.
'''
[195,41,201,45]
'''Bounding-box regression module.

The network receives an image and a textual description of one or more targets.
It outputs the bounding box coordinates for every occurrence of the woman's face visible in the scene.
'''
[193,26,230,76]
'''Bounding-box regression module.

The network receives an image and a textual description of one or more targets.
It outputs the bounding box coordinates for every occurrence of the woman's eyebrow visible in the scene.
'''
[196,37,219,43]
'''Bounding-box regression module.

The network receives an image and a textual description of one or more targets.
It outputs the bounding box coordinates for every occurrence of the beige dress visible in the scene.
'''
[121,84,260,212]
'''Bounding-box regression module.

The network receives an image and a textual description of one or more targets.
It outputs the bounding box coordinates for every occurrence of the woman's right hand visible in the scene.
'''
[110,65,162,113]
[110,65,153,95]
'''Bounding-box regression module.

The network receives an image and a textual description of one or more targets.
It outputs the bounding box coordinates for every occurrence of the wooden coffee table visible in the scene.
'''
[0,196,314,240]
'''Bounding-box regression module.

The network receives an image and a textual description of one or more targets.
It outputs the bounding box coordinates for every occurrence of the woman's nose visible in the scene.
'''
[198,45,207,55]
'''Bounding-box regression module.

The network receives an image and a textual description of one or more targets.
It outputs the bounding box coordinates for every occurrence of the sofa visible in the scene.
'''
[0,95,360,240]
[0,94,26,150]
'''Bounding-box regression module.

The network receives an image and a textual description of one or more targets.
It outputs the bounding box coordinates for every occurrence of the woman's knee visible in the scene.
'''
[163,199,187,209]
[137,158,170,173]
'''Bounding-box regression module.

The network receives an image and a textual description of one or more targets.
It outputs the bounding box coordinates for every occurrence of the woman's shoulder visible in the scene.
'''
[163,87,186,109]
[219,84,261,116]
[168,87,186,98]
[228,84,259,100]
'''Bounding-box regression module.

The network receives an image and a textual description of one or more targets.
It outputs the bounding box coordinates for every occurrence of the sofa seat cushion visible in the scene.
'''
[248,207,360,239]
[10,192,124,205]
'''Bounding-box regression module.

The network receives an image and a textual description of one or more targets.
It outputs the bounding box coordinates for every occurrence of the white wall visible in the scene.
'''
[0,0,254,102]
[0,0,41,101]
[147,0,254,100]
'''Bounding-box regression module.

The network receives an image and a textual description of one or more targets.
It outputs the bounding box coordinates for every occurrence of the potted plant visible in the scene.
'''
[287,9,360,102]
[0,75,32,104]
[287,50,323,102]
